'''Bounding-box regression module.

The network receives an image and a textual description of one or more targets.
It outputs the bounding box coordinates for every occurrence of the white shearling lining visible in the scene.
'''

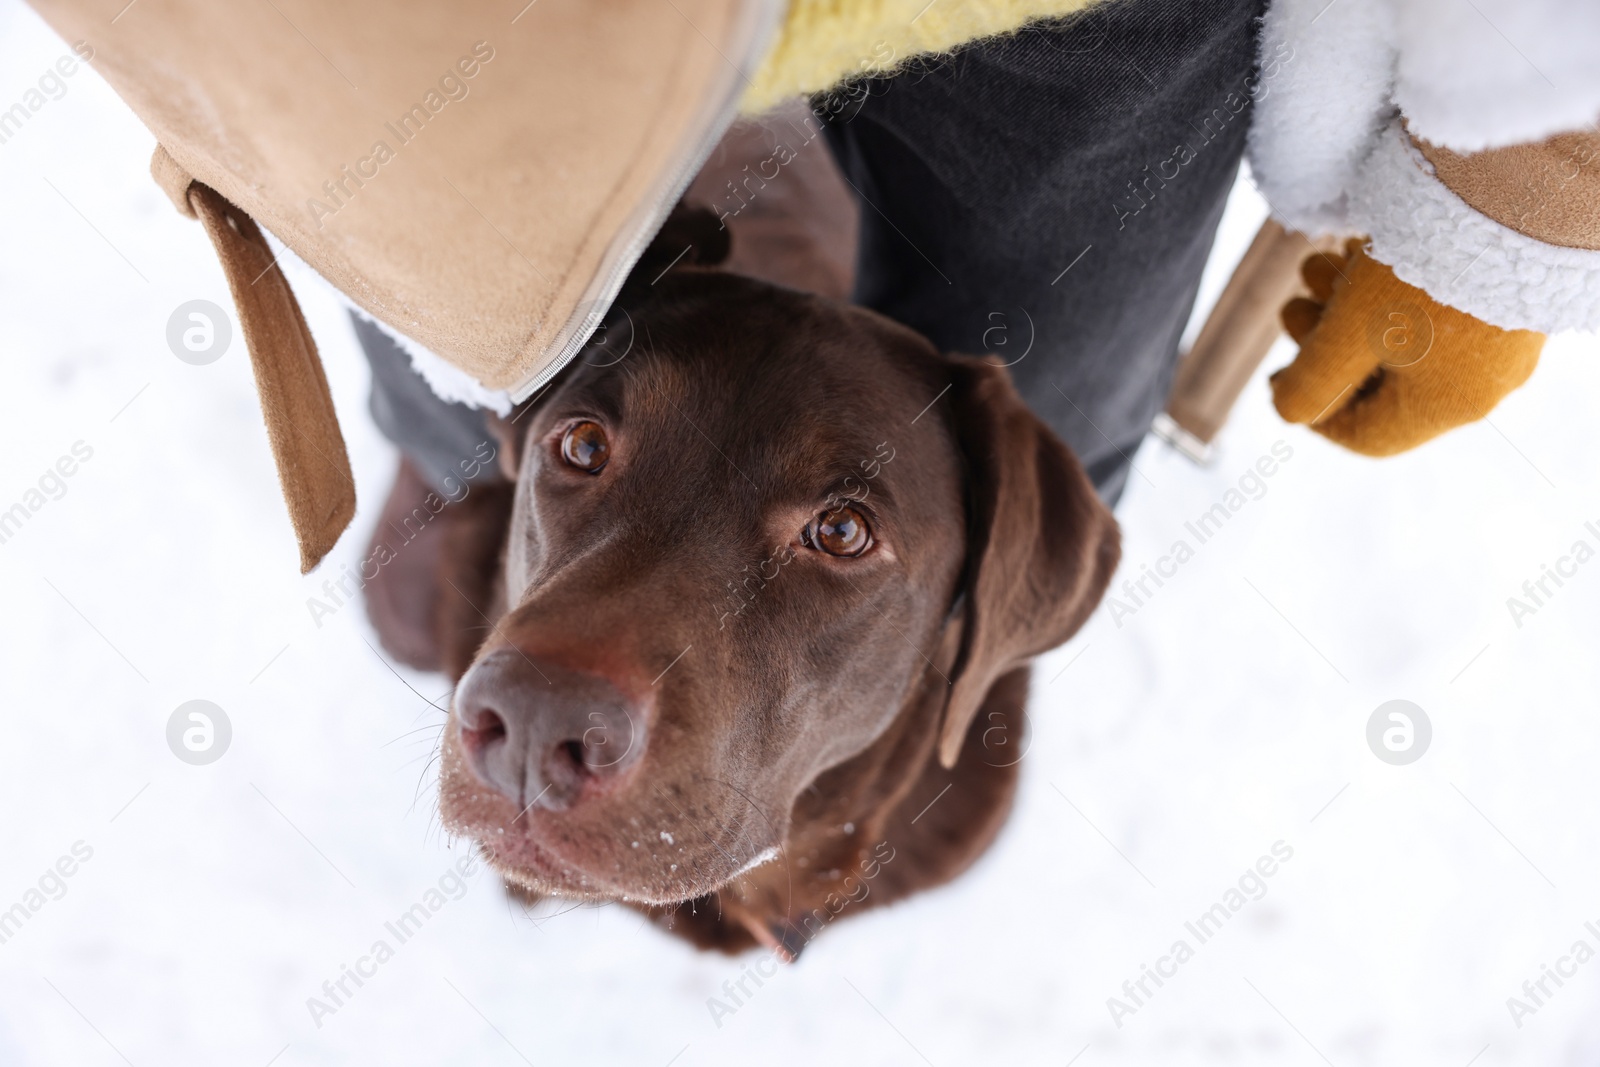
[1392,0,1600,154]
[260,229,514,416]
[1350,120,1600,335]
[343,303,515,417]
[1245,0,1396,235]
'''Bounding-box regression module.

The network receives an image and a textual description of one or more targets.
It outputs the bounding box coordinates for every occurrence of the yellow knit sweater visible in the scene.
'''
[741,0,1109,113]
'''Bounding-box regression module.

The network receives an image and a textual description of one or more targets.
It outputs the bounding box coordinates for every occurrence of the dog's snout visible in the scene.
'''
[455,650,645,812]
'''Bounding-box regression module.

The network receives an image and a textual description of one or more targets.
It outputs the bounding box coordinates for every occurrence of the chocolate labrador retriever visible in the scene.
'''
[369,112,1119,959]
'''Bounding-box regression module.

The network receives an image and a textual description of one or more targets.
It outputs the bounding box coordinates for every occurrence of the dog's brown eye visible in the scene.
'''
[805,505,871,557]
[561,421,609,472]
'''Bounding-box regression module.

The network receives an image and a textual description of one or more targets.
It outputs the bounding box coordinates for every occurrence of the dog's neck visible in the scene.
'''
[673,632,1027,960]
[694,659,950,956]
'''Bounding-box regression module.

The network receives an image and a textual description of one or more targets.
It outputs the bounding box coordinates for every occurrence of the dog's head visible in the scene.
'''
[438,217,1118,912]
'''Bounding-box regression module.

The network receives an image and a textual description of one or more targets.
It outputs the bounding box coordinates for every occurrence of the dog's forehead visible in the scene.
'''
[584,291,951,467]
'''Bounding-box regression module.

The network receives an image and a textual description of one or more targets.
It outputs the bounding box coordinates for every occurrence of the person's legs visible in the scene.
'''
[353,313,495,496]
[822,0,1267,502]
[351,314,503,670]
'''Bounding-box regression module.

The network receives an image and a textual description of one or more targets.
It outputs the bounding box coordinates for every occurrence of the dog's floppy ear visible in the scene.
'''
[627,202,730,287]
[610,201,731,315]
[936,354,1121,768]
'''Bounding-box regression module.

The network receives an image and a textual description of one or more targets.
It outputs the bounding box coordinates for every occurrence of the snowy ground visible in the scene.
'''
[5,4,1600,1065]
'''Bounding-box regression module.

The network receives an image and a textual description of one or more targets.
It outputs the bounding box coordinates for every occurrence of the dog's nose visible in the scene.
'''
[454,649,645,812]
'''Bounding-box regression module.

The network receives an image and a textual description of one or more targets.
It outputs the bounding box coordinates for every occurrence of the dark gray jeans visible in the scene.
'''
[821,0,1265,502]
[359,0,1265,504]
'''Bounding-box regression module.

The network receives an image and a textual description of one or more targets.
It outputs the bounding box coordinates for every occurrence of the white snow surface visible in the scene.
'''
[4,4,1600,1065]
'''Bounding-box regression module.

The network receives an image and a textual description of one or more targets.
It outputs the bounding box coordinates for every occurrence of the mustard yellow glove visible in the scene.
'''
[1270,240,1544,456]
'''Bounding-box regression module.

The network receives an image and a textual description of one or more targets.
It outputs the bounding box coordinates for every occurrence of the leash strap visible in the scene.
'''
[152,146,356,573]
